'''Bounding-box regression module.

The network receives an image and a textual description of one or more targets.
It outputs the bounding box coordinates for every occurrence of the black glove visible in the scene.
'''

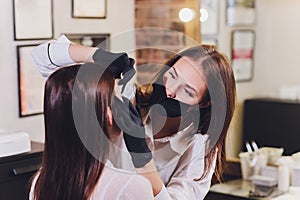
[92,48,135,79]
[112,96,152,168]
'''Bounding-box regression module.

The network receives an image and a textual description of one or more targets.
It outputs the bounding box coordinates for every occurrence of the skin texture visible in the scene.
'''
[163,57,207,105]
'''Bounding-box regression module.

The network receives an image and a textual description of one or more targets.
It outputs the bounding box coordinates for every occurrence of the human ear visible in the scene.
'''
[106,107,113,126]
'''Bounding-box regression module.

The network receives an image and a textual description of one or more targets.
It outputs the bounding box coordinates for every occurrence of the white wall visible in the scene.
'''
[222,0,300,158]
[0,0,134,143]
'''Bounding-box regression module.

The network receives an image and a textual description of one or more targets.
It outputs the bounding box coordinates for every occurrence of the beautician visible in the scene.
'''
[31,35,236,200]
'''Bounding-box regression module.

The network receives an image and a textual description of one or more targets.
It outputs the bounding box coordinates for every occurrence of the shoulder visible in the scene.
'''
[92,167,153,200]
[118,174,154,200]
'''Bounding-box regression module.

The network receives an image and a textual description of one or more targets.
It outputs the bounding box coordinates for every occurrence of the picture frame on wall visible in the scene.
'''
[72,0,106,19]
[200,0,219,36]
[13,0,53,40]
[226,0,256,26]
[65,33,110,49]
[201,37,218,46]
[17,45,46,117]
[231,30,255,82]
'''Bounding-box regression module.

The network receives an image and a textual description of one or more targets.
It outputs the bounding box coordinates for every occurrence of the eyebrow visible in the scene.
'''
[172,67,178,77]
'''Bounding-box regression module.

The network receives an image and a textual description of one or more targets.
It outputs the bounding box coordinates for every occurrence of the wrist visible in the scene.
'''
[136,159,164,196]
[136,159,156,172]
[69,44,98,63]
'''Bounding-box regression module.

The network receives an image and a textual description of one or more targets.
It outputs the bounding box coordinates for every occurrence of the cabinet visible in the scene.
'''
[0,142,43,200]
[243,98,300,155]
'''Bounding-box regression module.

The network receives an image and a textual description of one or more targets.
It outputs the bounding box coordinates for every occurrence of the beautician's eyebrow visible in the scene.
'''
[172,68,178,77]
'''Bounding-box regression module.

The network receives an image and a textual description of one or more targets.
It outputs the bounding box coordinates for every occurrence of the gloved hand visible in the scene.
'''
[93,48,137,100]
[117,67,136,100]
[112,96,152,168]
[92,48,135,79]
[31,35,75,77]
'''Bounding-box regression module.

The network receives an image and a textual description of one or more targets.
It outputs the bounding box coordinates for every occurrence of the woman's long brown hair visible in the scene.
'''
[33,63,114,200]
[136,45,236,182]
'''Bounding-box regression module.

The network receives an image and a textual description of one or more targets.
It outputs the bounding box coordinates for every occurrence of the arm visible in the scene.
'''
[111,95,163,196]
[155,136,217,200]
[136,160,164,196]
[31,35,136,99]
[31,35,134,79]
[136,140,216,200]
[68,43,97,63]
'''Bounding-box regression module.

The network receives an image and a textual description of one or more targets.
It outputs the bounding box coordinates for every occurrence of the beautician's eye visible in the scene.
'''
[184,89,194,98]
[169,71,175,79]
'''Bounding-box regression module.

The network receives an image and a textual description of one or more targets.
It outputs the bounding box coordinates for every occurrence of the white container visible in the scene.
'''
[239,152,267,180]
[252,175,277,187]
[239,152,255,180]
[260,165,279,182]
[0,131,31,157]
[292,168,300,187]
[258,147,284,165]
[278,164,290,192]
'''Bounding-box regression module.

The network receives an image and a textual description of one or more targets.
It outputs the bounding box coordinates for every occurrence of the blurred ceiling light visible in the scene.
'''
[179,8,195,22]
[200,8,208,22]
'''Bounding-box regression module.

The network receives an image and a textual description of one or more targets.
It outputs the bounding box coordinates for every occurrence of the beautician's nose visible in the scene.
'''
[166,87,176,98]
[165,78,180,98]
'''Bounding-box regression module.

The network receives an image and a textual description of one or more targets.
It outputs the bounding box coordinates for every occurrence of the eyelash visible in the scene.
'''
[168,70,195,98]
[169,71,175,79]
[184,89,194,97]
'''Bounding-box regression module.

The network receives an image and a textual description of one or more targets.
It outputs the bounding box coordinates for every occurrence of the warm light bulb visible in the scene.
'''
[179,8,195,22]
[200,8,208,22]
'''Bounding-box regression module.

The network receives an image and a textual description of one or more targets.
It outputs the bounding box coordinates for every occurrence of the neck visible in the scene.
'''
[107,122,122,141]
[150,112,182,139]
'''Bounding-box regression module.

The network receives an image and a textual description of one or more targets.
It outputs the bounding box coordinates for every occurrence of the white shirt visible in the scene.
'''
[108,123,217,200]
[148,123,217,200]
[29,162,154,200]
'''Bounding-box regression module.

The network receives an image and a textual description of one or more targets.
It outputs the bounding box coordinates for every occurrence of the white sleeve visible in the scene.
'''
[155,137,217,200]
[153,185,172,200]
[30,35,75,78]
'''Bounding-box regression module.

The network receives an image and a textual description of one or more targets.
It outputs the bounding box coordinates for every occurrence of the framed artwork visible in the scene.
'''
[72,0,106,19]
[17,45,46,117]
[201,38,218,46]
[226,0,256,26]
[65,33,110,49]
[231,30,255,82]
[13,0,53,40]
[200,0,219,36]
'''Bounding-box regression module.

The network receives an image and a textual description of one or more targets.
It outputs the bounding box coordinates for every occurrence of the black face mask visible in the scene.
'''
[148,83,192,118]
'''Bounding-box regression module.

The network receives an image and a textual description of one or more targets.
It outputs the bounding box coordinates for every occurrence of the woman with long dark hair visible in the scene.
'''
[29,63,153,200]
